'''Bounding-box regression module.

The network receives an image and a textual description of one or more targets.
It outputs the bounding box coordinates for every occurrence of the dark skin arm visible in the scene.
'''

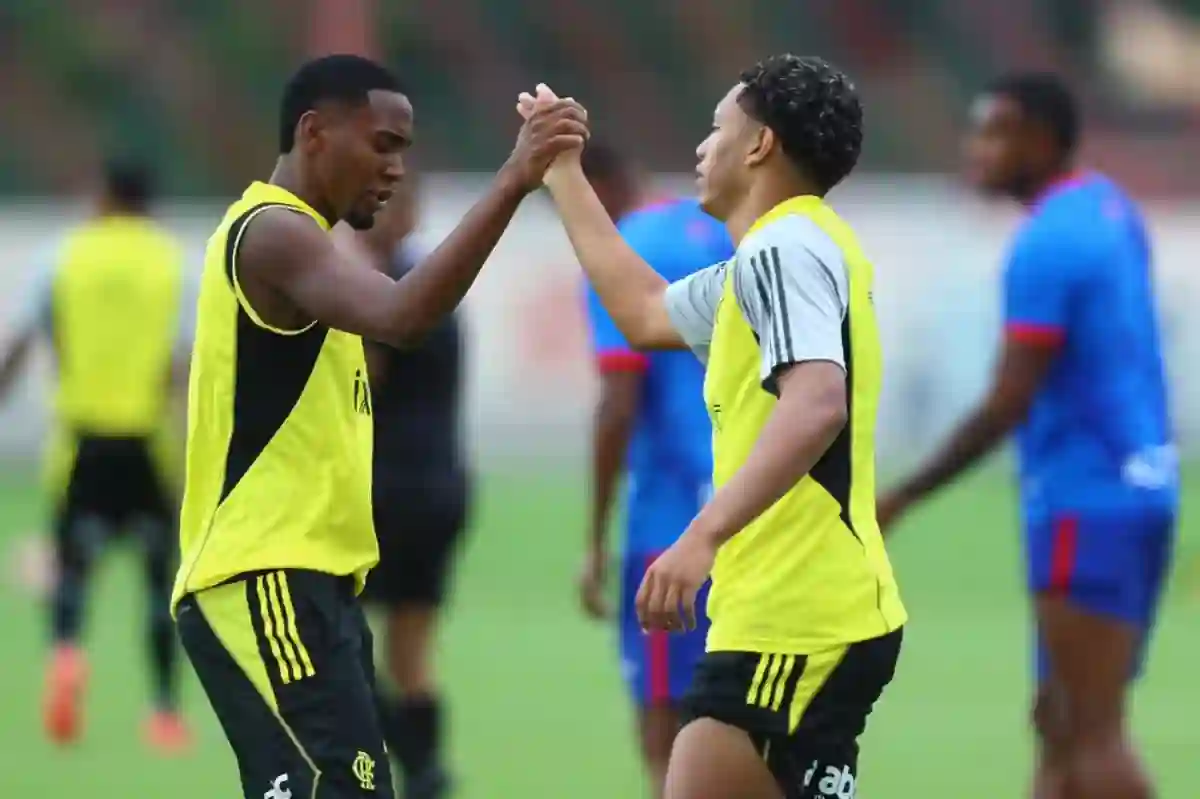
[0,328,36,402]
[237,173,527,347]
[237,102,588,346]
[878,337,1060,529]
[579,368,643,619]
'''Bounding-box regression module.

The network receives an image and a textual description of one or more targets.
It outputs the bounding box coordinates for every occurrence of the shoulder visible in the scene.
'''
[238,206,330,266]
[733,213,847,296]
[738,213,842,267]
[1010,202,1095,272]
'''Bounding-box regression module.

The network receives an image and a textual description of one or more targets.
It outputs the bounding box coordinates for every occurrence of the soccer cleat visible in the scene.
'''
[144,709,193,755]
[43,644,87,745]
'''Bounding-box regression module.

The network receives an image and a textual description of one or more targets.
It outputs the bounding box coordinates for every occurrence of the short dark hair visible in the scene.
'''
[104,159,154,210]
[985,72,1079,155]
[580,138,627,182]
[737,55,863,194]
[279,54,404,153]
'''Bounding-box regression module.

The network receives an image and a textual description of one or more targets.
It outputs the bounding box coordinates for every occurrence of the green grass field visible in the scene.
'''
[0,467,1197,797]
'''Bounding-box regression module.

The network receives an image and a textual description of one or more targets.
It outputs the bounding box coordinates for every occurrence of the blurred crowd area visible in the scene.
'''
[6,0,1200,194]
[5,0,1200,469]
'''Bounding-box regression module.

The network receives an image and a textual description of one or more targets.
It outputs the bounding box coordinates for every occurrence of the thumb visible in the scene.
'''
[535,83,560,105]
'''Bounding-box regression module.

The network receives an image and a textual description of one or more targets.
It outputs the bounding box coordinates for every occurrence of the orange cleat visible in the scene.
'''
[43,644,87,745]
[143,710,193,756]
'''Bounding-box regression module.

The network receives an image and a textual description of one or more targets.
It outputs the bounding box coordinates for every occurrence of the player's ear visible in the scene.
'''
[295,109,324,153]
[745,123,773,168]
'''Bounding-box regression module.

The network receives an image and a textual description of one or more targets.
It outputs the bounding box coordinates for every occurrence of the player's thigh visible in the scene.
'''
[1029,512,1173,686]
[179,572,393,798]
[666,717,783,799]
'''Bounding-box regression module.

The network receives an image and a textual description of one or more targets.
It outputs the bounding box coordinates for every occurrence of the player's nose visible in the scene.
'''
[382,156,404,184]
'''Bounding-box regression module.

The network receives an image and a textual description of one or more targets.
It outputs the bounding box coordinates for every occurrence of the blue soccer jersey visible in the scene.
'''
[585,197,733,705]
[1005,174,1178,680]
[585,198,732,556]
[1004,173,1177,523]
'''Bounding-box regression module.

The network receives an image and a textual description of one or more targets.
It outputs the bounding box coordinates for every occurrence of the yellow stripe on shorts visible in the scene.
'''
[255,575,292,683]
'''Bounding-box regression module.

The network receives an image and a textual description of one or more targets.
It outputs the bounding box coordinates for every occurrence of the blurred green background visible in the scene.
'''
[1,467,1196,797]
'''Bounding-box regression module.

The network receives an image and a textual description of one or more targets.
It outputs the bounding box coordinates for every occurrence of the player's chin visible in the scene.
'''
[697,189,723,220]
[344,209,378,231]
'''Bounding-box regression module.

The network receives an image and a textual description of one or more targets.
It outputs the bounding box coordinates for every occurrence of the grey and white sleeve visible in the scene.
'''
[733,218,849,395]
[663,260,727,363]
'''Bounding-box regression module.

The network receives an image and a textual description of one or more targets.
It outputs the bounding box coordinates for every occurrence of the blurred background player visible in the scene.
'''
[335,171,471,799]
[879,73,1176,799]
[0,159,189,752]
[576,140,733,798]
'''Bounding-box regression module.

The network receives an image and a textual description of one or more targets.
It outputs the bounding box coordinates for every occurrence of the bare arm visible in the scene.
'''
[243,101,588,346]
[884,337,1056,510]
[544,161,684,349]
[0,327,36,402]
[690,363,846,546]
[241,170,528,347]
[590,369,643,554]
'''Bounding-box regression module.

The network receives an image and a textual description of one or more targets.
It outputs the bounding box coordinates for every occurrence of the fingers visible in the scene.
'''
[661,582,684,632]
[635,568,664,632]
[681,583,699,632]
[636,568,693,633]
[516,91,588,125]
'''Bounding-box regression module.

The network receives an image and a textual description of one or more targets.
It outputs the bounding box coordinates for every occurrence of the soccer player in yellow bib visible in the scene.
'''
[521,56,906,798]
[0,160,190,752]
[170,54,586,799]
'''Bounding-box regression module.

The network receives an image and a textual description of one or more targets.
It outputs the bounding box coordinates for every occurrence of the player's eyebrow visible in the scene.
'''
[376,129,412,148]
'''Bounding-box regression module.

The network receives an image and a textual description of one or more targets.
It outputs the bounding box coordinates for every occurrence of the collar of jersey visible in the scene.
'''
[247,182,330,231]
[746,195,824,238]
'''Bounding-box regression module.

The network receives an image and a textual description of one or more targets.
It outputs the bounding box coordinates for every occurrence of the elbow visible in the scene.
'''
[808,372,849,442]
[820,393,849,441]
[380,316,433,349]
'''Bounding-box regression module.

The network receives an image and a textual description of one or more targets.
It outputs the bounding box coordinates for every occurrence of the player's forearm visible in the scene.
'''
[895,402,1014,505]
[590,390,637,550]
[382,167,529,346]
[0,332,34,401]
[689,376,847,547]
[544,165,679,348]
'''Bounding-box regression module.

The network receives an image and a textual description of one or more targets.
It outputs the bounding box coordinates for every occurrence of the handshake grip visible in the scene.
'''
[507,83,590,188]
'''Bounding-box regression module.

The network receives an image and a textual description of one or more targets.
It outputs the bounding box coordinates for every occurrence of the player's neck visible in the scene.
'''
[1020,165,1081,207]
[268,157,338,227]
[725,181,811,245]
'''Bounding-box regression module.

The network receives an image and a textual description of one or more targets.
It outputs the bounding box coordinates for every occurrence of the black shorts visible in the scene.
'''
[176,570,393,799]
[57,434,173,530]
[361,471,469,607]
[682,628,903,799]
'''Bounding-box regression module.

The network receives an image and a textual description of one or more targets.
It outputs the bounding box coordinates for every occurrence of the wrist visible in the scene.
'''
[496,160,536,198]
[684,510,729,550]
[543,156,582,194]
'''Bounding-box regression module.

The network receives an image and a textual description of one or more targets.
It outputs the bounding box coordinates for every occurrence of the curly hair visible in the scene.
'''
[737,55,863,193]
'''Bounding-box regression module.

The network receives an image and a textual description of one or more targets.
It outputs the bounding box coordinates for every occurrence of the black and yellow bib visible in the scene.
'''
[705,197,906,653]
[172,183,377,610]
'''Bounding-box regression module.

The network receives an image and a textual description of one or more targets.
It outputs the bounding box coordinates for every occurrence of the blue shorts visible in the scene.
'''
[1026,510,1175,681]
[619,552,711,706]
